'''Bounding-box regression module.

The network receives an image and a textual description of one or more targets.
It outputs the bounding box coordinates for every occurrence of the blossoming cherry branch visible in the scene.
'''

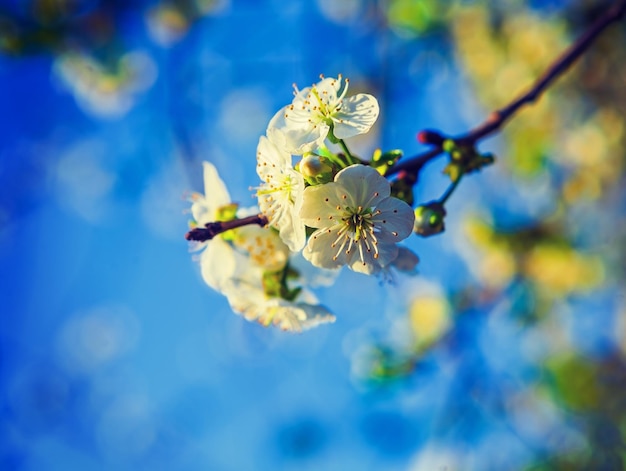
[185,2,625,331]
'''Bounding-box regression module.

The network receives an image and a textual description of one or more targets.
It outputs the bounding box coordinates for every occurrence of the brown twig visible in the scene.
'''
[186,2,625,242]
[387,0,626,177]
[185,214,269,242]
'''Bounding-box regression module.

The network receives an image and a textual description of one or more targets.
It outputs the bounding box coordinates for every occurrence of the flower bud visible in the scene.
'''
[417,129,445,146]
[298,155,333,184]
[413,202,446,237]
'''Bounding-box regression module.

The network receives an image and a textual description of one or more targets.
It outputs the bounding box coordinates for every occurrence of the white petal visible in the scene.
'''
[267,105,328,155]
[303,226,348,270]
[334,164,390,208]
[202,161,230,208]
[256,135,292,182]
[190,196,213,226]
[200,238,237,292]
[223,279,266,321]
[332,93,379,139]
[255,134,307,252]
[223,278,335,333]
[281,202,307,252]
[348,241,398,275]
[257,168,306,252]
[299,182,344,228]
[234,225,289,271]
[284,124,328,155]
[276,302,336,332]
[310,77,341,105]
[191,162,231,225]
[372,197,415,242]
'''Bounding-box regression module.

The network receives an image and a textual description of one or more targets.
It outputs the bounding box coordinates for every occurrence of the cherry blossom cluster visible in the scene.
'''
[188,75,418,332]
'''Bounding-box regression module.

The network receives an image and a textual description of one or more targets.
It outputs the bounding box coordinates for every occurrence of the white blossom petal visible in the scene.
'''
[348,241,399,275]
[256,136,306,251]
[200,237,238,292]
[303,225,351,270]
[267,106,328,155]
[299,183,344,228]
[202,161,230,207]
[371,197,415,242]
[233,224,289,272]
[334,164,390,208]
[300,164,415,274]
[267,75,378,154]
[224,279,335,333]
[190,161,231,226]
[188,162,331,332]
[332,93,380,139]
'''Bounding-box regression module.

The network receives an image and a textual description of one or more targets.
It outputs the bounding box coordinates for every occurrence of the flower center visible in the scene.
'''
[344,206,374,241]
[258,174,296,203]
[310,86,331,118]
[330,205,380,263]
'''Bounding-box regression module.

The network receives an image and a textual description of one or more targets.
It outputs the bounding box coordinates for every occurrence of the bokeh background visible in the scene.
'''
[1,0,625,470]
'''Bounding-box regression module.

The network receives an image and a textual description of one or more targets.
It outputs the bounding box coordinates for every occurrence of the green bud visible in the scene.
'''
[298,155,334,185]
[413,202,446,237]
[443,139,456,153]
[216,203,238,222]
[443,162,462,182]
[370,149,403,175]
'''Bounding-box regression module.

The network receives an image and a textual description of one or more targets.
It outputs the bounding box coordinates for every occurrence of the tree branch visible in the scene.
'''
[186,2,625,242]
[388,0,626,177]
[185,214,269,242]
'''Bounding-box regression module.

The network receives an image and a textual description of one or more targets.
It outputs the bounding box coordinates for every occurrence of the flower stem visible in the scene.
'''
[322,151,347,168]
[438,173,463,205]
[185,213,268,242]
[338,139,357,166]
[386,0,626,179]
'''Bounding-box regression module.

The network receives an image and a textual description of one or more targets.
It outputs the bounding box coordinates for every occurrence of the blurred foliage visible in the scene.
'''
[0,0,220,53]
[0,0,221,116]
[3,0,626,468]
[360,0,626,469]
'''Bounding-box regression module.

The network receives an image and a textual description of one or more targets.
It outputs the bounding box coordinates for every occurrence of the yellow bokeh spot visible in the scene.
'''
[562,172,602,203]
[563,123,608,167]
[409,296,451,346]
[494,62,532,103]
[97,76,120,95]
[463,216,494,246]
[463,217,517,288]
[480,249,517,289]
[156,6,189,33]
[523,244,604,296]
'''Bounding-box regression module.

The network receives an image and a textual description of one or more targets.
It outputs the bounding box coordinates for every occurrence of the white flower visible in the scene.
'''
[189,162,334,332]
[232,224,289,272]
[208,236,334,332]
[190,161,231,227]
[300,165,415,275]
[189,161,236,292]
[256,135,306,251]
[267,74,379,154]
[198,218,333,332]
[223,272,336,333]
